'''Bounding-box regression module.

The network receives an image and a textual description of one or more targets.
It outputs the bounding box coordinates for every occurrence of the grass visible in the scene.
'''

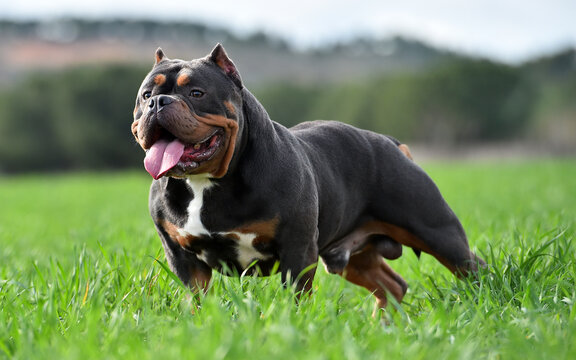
[0,160,575,359]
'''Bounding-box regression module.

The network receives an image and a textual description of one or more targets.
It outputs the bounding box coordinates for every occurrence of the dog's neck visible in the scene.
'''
[219,88,272,176]
[240,89,273,129]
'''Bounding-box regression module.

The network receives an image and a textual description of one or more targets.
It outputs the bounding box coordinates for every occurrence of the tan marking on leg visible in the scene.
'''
[331,221,401,259]
[225,233,240,241]
[231,217,279,246]
[188,262,212,294]
[341,245,407,311]
[158,220,212,294]
[160,219,202,249]
[358,221,481,276]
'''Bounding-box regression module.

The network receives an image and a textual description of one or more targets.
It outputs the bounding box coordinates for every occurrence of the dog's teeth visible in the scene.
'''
[193,144,201,150]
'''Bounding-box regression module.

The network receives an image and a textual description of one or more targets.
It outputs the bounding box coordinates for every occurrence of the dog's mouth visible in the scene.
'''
[144,129,224,180]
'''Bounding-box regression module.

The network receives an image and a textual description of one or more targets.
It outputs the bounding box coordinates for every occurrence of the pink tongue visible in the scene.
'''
[144,139,186,179]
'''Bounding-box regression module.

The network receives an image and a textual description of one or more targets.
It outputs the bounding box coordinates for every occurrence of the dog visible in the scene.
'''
[131,44,486,310]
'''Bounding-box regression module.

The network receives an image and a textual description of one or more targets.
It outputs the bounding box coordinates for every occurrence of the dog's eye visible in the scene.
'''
[142,91,152,100]
[190,90,204,98]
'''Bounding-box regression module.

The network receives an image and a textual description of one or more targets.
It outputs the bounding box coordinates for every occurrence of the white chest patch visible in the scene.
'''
[179,176,273,269]
[181,176,213,237]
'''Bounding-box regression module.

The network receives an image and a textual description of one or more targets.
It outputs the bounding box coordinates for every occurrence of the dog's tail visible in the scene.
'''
[385,135,414,161]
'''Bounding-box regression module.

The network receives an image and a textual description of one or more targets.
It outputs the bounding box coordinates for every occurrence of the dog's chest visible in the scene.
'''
[168,177,277,270]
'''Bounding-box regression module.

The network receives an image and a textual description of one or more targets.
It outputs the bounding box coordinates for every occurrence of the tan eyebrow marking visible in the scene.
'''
[177,73,191,87]
[154,74,166,86]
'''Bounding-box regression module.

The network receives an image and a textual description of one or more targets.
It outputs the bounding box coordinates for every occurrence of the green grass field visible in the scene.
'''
[1,161,575,359]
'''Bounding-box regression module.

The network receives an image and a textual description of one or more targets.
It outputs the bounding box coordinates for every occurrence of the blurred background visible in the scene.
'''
[0,0,575,173]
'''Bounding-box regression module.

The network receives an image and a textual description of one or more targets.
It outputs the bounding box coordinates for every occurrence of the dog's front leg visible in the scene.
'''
[278,227,319,295]
[155,224,212,293]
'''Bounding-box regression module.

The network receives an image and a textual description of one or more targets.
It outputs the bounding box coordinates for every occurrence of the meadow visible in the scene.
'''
[0,160,574,359]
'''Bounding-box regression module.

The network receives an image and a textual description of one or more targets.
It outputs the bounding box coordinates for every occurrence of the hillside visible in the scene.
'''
[0,18,460,86]
[0,19,574,173]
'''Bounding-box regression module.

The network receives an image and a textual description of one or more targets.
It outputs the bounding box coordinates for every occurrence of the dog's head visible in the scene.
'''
[132,44,244,179]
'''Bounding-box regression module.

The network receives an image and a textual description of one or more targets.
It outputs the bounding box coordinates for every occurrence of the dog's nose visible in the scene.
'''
[148,95,174,111]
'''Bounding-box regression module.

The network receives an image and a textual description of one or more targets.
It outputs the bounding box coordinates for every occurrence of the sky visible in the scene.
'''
[3,0,576,63]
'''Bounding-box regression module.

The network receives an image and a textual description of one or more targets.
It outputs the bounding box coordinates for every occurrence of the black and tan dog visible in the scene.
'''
[131,44,486,309]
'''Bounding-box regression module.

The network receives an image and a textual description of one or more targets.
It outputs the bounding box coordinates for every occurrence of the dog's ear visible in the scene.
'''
[209,44,243,88]
[154,48,168,65]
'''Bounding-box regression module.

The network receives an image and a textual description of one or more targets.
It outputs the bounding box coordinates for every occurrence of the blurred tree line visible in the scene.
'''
[0,48,574,173]
[257,49,575,147]
[257,59,531,144]
[0,65,147,172]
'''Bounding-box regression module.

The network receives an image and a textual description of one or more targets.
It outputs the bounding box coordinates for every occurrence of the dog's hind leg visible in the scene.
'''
[339,244,407,312]
[320,221,404,276]
[363,221,485,278]
[370,145,486,277]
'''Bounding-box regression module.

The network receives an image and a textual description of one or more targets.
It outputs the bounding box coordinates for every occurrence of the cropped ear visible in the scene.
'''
[155,48,168,65]
[209,44,243,88]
